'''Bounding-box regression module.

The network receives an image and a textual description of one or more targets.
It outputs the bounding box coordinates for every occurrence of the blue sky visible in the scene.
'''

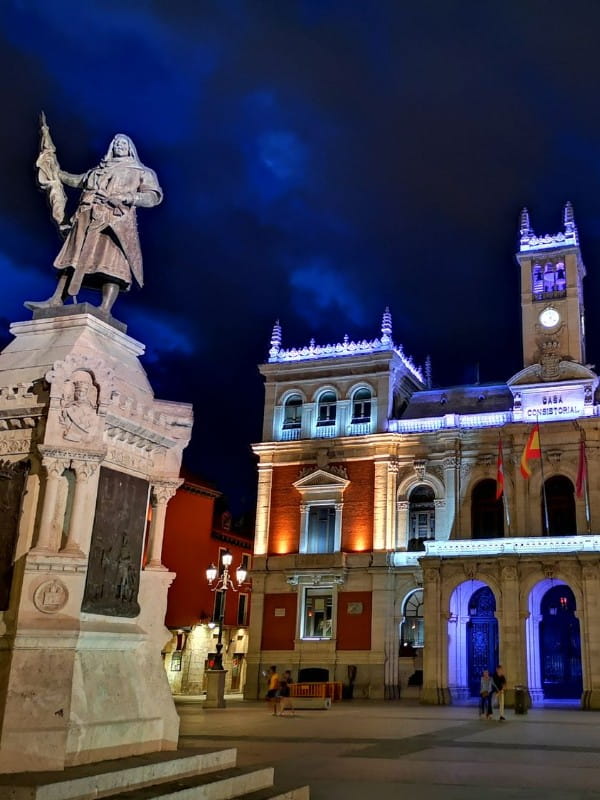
[2,0,600,510]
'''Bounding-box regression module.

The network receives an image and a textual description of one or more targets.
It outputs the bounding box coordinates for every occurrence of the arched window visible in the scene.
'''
[543,262,556,293]
[400,589,424,652]
[532,263,544,296]
[283,394,302,429]
[317,391,337,427]
[408,485,435,550]
[471,479,504,539]
[351,388,372,423]
[543,475,576,536]
[555,262,566,292]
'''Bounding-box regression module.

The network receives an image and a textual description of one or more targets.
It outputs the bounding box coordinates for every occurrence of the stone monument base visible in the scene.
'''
[203,670,228,708]
[0,310,192,772]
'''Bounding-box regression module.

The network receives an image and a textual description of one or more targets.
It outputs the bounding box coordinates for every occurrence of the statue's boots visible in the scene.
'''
[24,297,64,311]
[24,274,68,311]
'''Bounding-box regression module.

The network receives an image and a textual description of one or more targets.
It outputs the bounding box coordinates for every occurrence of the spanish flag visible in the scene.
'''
[495,438,504,500]
[520,423,541,479]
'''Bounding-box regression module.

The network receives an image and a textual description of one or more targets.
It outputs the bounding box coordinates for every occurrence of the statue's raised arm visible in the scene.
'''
[26,124,163,317]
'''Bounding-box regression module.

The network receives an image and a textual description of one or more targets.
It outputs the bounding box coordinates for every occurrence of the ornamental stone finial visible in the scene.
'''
[519,207,532,242]
[381,306,392,345]
[269,319,282,359]
[425,355,432,389]
[563,200,577,235]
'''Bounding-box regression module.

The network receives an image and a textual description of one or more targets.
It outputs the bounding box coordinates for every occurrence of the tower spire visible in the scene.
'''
[381,306,392,346]
[563,200,577,235]
[425,355,432,389]
[519,207,533,245]
[269,319,282,359]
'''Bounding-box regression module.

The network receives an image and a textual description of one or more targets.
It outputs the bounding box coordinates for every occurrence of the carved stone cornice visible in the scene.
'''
[0,430,37,455]
[286,571,346,586]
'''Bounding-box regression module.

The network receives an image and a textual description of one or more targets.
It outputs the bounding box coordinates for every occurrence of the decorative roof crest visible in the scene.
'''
[267,308,423,382]
[519,203,579,253]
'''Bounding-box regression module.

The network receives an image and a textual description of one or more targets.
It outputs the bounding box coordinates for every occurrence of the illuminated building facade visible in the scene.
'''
[162,475,253,695]
[245,204,600,708]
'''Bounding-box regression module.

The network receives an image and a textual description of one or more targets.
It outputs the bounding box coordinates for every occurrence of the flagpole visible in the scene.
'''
[583,434,592,534]
[500,434,511,536]
[537,417,550,535]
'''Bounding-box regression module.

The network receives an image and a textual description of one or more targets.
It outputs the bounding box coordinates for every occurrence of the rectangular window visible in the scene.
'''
[307,505,336,553]
[241,552,251,571]
[170,651,183,671]
[213,589,225,622]
[302,588,333,639]
[237,592,249,626]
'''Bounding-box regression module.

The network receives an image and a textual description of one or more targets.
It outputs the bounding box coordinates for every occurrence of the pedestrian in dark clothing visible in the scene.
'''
[479,669,497,719]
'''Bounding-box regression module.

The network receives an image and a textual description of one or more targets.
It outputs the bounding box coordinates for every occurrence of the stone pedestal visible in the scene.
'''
[203,670,228,708]
[0,310,192,772]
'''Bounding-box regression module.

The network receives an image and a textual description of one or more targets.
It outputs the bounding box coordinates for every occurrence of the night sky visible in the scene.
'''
[2,1,600,513]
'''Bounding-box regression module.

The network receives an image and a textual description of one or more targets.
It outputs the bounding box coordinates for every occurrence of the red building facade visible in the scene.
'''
[162,475,253,695]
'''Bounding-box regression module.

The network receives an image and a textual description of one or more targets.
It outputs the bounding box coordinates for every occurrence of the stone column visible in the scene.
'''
[373,458,389,551]
[580,558,600,708]
[254,463,273,555]
[443,456,458,539]
[498,560,525,707]
[385,462,398,550]
[61,458,102,556]
[298,502,309,552]
[421,561,450,704]
[244,570,266,700]
[33,453,71,552]
[396,501,409,549]
[146,480,181,570]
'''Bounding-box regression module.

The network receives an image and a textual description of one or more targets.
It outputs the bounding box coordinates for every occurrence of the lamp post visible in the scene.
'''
[203,549,247,708]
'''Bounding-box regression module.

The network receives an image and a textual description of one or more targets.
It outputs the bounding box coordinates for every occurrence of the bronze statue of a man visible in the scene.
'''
[26,119,162,316]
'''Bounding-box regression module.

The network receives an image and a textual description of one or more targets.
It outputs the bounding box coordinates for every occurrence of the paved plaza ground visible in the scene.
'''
[177,697,600,799]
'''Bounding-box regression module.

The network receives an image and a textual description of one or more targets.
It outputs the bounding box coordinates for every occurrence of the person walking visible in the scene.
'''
[479,669,497,719]
[266,666,280,714]
[492,665,507,721]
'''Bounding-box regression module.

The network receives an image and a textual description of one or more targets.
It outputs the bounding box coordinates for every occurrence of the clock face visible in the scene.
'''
[539,307,560,328]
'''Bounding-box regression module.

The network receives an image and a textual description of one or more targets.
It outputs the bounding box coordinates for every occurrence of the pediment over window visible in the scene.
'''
[293,468,350,491]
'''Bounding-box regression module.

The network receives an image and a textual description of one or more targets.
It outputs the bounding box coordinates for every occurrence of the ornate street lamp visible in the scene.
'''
[205,550,246,670]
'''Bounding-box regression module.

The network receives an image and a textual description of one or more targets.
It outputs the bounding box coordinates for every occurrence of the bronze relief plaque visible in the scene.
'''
[82,466,149,617]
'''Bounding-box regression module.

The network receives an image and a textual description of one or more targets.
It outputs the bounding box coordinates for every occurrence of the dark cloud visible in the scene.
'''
[2,0,600,509]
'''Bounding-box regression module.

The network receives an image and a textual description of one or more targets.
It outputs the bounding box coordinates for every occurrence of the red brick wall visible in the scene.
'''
[268,465,301,554]
[261,593,297,650]
[268,460,374,554]
[336,591,372,650]
[342,461,374,551]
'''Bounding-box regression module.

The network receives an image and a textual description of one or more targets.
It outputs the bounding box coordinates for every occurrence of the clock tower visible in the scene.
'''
[516,202,586,370]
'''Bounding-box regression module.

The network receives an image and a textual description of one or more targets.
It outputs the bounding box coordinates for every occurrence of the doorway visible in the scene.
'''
[540,585,582,699]
[467,586,498,696]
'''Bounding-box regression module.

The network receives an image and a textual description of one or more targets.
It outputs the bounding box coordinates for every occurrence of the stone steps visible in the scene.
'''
[2,749,238,800]
[233,786,310,800]
[1,748,309,800]
[102,766,275,798]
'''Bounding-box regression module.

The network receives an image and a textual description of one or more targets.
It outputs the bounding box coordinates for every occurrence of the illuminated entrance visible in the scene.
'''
[540,585,582,699]
[467,586,498,696]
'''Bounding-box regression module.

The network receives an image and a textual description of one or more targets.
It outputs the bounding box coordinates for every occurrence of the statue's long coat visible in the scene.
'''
[54,161,162,295]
